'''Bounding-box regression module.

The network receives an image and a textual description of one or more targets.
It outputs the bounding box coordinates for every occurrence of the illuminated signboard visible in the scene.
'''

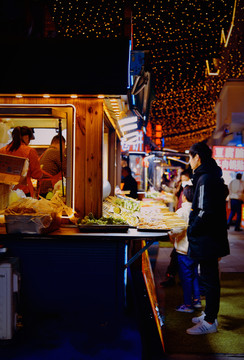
[121,130,144,152]
[213,146,244,172]
[142,241,165,351]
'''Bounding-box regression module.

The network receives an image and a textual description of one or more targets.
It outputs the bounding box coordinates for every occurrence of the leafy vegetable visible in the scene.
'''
[78,213,128,225]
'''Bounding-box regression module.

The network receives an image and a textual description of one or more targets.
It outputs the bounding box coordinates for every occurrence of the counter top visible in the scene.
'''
[0,225,169,241]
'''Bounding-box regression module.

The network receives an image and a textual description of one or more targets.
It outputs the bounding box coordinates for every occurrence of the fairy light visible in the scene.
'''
[46,0,243,151]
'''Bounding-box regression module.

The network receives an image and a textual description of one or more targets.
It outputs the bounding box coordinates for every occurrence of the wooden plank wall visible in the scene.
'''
[74,99,103,218]
[0,96,104,218]
[116,136,122,191]
[108,128,116,196]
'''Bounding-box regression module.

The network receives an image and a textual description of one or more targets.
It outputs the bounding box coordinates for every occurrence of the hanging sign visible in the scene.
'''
[213,146,244,172]
[121,130,144,152]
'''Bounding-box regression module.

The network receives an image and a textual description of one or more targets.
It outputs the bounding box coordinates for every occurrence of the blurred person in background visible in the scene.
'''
[169,185,201,313]
[227,173,244,232]
[175,168,192,210]
[121,166,138,199]
[0,126,42,197]
[160,168,192,288]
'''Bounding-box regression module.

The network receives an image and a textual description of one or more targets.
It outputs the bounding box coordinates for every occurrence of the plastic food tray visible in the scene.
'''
[5,214,61,234]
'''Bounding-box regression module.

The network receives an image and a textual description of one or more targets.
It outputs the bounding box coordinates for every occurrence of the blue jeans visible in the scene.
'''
[177,253,200,306]
[227,199,243,230]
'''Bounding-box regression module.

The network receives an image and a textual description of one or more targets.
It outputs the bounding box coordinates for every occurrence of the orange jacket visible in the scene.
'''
[0,143,43,195]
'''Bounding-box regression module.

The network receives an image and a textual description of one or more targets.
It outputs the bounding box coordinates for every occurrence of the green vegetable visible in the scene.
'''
[80,214,128,225]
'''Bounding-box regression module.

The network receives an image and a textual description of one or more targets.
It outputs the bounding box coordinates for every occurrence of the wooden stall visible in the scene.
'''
[0,38,166,356]
[0,38,130,218]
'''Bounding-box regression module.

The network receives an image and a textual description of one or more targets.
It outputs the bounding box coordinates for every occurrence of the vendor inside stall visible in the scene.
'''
[0,125,43,197]
[121,166,138,199]
[38,135,67,199]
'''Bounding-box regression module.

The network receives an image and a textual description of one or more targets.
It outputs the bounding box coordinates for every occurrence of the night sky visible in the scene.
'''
[0,0,243,150]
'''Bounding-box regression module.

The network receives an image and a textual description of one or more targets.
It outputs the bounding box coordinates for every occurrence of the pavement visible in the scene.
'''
[219,227,244,273]
[150,226,244,360]
[153,227,244,276]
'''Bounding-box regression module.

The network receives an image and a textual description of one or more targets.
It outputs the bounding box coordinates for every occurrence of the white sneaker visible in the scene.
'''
[192,311,205,324]
[186,319,217,335]
[192,311,218,326]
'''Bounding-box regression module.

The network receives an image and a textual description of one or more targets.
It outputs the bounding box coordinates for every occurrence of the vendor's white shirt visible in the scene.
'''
[174,201,192,255]
[229,179,244,201]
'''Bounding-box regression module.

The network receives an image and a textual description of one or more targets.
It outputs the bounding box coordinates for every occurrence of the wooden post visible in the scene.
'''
[75,99,103,218]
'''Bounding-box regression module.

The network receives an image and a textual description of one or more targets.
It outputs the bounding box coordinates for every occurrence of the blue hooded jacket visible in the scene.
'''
[187,158,230,260]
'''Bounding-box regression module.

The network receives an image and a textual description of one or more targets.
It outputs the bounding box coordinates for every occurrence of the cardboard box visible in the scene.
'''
[0,154,29,185]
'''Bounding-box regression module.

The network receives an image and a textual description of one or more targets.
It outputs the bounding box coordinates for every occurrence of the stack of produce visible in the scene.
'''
[138,200,187,230]
[103,196,140,227]
[78,212,128,225]
[145,190,175,203]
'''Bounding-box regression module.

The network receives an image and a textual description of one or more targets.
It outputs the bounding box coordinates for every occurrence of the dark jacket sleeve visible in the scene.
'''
[188,175,215,236]
[187,173,230,260]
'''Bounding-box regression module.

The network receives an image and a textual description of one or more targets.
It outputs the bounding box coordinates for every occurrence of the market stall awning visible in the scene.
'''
[0,38,130,95]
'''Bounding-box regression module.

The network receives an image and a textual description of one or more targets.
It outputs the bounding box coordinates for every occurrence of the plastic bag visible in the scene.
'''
[9,189,26,205]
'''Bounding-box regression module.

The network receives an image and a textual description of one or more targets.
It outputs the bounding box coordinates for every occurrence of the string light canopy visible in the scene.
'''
[48,0,244,151]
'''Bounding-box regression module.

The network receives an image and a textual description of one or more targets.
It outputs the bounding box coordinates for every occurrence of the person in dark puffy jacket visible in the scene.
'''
[186,141,230,335]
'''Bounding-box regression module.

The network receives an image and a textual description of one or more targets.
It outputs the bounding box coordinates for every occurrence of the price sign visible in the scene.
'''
[213,146,244,172]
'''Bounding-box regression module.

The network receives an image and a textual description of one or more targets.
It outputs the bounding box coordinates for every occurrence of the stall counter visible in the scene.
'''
[0,225,168,345]
[0,225,169,239]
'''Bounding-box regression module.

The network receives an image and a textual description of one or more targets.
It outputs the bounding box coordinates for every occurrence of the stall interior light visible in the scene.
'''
[109,99,121,119]
[43,94,50,98]
[70,94,78,98]
[126,135,137,142]
[119,116,138,137]
[124,136,137,145]
[110,102,120,108]
[124,131,138,139]
[120,123,138,133]
[98,94,104,99]
[118,116,137,126]
[112,106,120,111]
[15,94,23,98]
[167,156,189,165]
[110,99,120,105]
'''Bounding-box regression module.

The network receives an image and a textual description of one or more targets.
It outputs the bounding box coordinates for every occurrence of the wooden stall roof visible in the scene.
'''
[0,38,129,95]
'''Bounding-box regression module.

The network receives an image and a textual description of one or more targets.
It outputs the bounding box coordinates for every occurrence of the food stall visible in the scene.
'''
[0,194,186,355]
[0,38,173,355]
[0,38,191,357]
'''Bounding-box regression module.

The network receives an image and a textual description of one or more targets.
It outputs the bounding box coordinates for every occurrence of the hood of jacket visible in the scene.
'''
[192,158,223,185]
